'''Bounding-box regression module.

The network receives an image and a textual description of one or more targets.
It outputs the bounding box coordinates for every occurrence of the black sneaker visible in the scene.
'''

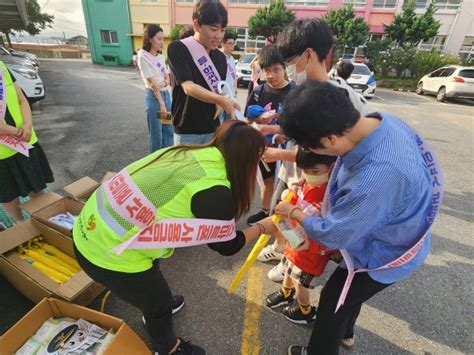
[246,210,269,225]
[287,345,308,355]
[266,288,295,308]
[174,338,206,354]
[143,295,185,325]
[283,301,316,324]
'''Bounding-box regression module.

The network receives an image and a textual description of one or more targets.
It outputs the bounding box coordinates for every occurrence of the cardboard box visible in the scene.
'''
[0,220,104,306]
[0,297,151,354]
[21,172,116,237]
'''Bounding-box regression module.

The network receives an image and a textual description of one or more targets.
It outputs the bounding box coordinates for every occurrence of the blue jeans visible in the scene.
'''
[173,132,215,145]
[145,89,174,153]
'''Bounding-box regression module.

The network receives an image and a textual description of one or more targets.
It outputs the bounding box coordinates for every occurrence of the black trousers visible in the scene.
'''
[74,245,176,353]
[307,267,392,355]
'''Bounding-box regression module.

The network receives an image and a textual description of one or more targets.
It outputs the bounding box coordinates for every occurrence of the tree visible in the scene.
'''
[169,25,185,41]
[323,5,369,54]
[248,0,295,44]
[1,0,54,46]
[384,0,440,49]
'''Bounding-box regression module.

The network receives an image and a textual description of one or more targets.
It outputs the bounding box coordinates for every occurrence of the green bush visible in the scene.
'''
[169,25,185,41]
[411,51,460,79]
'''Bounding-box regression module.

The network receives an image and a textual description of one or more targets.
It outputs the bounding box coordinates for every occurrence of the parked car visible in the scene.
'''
[416,65,474,102]
[0,46,38,73]
[236,52,257,87]
[5,47,39,65]
[330,62,376,98]
[5,63,45,104]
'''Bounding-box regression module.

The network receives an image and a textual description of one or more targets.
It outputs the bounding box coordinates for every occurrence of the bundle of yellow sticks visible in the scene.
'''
[16,237,81,284]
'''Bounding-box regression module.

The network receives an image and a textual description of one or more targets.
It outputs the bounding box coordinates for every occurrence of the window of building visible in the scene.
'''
[284,0,329,6]
[141,0,160,2]
[403,0,427,8]
[418,35,446,51]
[343,0,366,7]
[434,0,461,10]
[229,0,268,4]
[458,36,474,61]
[100,30,119,44]
[228,27,266,51]
[176,0,194,3]
[373,0,397,8]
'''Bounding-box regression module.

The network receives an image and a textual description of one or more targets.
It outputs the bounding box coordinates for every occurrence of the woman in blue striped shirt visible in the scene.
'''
[274,80,439,355]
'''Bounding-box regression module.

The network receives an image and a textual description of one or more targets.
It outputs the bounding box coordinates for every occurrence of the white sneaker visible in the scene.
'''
[257,244,284,262]
[268,261,286,282]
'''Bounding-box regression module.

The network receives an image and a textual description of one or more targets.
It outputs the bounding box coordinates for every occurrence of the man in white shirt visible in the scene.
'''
[219,31,238,122]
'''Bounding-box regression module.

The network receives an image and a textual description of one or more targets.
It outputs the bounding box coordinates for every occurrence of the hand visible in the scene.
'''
[259,216,278,235]
[220,97,241,120]
[274,202,294,218]
[258,124,281,136]
[274,134,287,145]
[257,110,278,124]
[19,125,32,141]
[262,147,283,163]
[159,111,170,120]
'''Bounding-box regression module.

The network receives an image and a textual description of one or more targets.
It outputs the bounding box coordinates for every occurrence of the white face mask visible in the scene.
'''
[287,52,309,84]
[303,172,329,187]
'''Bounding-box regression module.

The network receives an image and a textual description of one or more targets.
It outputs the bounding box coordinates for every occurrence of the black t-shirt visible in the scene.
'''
[244,81,296,117]
[168,40,227,135]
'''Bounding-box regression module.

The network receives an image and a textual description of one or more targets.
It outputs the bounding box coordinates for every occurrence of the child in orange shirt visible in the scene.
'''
[266,149,337,324]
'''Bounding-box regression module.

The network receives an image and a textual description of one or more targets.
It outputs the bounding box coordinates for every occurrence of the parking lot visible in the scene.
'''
[1,60,472,354]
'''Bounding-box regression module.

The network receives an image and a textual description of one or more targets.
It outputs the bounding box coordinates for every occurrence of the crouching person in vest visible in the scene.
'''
[73,120,274,355]
[0,60,54,223]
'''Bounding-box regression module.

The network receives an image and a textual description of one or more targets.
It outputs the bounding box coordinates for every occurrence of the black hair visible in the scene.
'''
[277,19,333,63]
[336,61,354,80]
[280,80,360,149]
[142,24,164,52]
[193,0,228,28]
[223,31,236,43]
[179,25,195,39]
[258,44,285,69]
[296,148,336,169]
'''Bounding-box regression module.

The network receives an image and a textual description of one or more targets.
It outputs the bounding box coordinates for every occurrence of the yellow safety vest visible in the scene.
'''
[73,146,231,273]
[0,61,37,159]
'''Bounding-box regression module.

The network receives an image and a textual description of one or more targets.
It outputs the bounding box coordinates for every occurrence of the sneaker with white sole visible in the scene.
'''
[283,301,316,325]
[287,345,308,355]
[267,261,286,282]
[257,244,284,262]
[142,295,185,326]
[266,288,295,308]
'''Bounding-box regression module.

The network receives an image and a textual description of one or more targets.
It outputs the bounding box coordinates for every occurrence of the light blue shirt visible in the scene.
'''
[224,53,236,96]
[303,113,434,284]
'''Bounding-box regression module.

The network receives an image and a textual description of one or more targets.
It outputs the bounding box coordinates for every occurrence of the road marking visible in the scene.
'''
[241,266,264,355]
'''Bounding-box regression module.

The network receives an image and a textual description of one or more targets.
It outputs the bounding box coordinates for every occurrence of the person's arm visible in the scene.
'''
[275,167,400,250]
[0,122,21,136]
[191,186,276,256]
[263,147,296,163]
[15,82,33,141]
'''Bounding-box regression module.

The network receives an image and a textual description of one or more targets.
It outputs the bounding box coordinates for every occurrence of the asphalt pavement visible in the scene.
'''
[1,60,472,354]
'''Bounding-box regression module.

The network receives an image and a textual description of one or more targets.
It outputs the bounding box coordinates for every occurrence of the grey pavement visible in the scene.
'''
[1,60,473,354]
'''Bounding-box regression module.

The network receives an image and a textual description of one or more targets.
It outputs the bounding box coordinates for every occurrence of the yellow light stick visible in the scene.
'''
[17,253,69,284]
[33,238,81,272]
[228,191,294,294]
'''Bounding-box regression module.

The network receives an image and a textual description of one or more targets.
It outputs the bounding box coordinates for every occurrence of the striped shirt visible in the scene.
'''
[303,113,433,284]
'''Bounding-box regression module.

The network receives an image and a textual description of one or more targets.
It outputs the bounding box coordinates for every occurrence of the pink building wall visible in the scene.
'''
[173,0,396,34]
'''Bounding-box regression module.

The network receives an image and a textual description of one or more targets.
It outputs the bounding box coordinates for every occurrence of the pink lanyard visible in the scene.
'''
[181,37,222,93]
[140,49,166,76]
[321,121,444,313]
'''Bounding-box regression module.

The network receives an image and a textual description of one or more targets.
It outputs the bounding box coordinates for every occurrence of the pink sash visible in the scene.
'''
[181,37,222,93]
[0,67,5,121]
[321,121,444,313]
[139,49,166,76]
[102,170,236,254]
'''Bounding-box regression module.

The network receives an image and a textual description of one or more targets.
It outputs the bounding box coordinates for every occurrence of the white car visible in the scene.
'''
[416,65,474,102]
[7,64,45,103]
[236,52,257,87]
[346,63,376,98]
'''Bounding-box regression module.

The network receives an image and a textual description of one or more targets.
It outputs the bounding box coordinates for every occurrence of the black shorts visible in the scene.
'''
[259,160,276,180]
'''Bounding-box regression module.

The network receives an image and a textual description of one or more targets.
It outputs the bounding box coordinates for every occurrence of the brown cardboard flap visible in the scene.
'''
[101,171,117,183]
[105,323,152,355]
[0,298,53,353]
[0,257,50,304]
[63,176,100,199]
[0,220,39,254]
[54,271,94,301]
[20,191,63,214]
[32,198,84,237]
